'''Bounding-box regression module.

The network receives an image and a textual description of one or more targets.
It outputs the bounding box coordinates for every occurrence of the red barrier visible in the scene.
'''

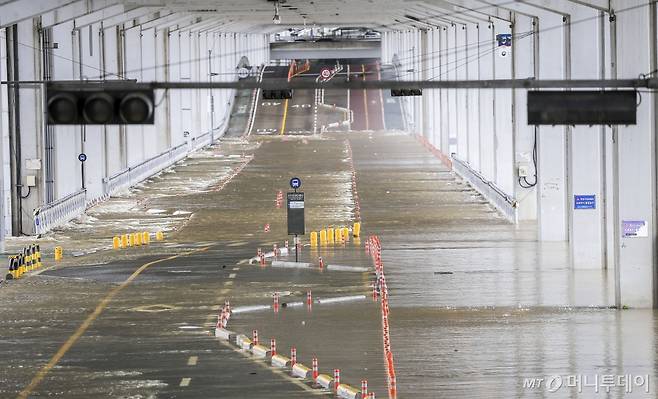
[415,134,452,170]
[369,235,397,399]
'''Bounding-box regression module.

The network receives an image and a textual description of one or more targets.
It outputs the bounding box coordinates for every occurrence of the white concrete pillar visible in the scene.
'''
[478,22,495,181]
[536,10,569,241]
[466,23,480,170]
[611,0,656,308]
[568,7,606,269]
[512,14,538,221]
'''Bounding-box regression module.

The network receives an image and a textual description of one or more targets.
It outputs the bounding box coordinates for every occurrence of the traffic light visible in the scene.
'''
[46,82,155,125]
[391,88,422,97]
[262,89,293,100]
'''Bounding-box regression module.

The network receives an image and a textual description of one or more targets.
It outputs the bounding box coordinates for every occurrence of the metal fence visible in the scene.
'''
[32,90,238,235]
[33,188,87,235]
[451,155,518,223]
[105,142,189,196]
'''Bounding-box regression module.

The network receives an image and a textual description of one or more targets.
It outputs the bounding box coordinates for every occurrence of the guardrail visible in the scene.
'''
[105,142,188,196]
[33,90,239,235]
[33,188,87,235]
[451,155,518,223]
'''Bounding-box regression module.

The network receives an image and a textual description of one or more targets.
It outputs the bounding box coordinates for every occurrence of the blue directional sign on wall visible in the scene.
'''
[574,195,596,210]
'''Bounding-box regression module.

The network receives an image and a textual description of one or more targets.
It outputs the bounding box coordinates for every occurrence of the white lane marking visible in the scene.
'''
[180,377,191,387]
[224,281,234,286]
[232,267,240,271]
[228,273,237,279]
[187,356,198,366]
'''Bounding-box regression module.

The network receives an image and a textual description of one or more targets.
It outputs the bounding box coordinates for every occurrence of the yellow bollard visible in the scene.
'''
[353,222,361,238]
[327,227,335,244]
[113,236,121,249]
[342,227,350,242]
[319,229,327,246]
[310,231,318,247]
[54,246,63,261]
[9,256,18,279]
[335,227,343,242]
[121,234,129,248]
[24,249,31,271]
[133,232,142,246]
[16,255,24,277]
[142,231,150,245]
[35,245,42,268]
[156,231,165,241]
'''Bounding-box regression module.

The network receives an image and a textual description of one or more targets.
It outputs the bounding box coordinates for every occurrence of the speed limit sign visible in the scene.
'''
[320,68,332,79]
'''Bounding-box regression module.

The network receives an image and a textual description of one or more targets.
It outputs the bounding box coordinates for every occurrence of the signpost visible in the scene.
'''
[287,177,304,262]
[78,153,87,189]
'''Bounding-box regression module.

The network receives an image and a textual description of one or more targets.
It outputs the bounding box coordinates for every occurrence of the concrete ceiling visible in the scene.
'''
[0,0,611,33]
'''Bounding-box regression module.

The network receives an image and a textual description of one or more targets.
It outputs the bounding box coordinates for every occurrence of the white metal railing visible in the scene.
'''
[104,142,189,196]
[33,90,240,235]
[33,188,87,235]
[451,155,518,223]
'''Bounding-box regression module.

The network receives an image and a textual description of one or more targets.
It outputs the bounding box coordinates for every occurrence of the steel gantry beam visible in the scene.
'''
[32,77,658,90]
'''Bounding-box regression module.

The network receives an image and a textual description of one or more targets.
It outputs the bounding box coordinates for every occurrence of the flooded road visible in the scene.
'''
[1,125,656,398]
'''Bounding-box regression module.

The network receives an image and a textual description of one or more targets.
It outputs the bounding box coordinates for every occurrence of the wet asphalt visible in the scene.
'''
[0,63,656,398]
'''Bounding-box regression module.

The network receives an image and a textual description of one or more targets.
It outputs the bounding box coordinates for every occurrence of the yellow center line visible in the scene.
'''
[280,98,289,135]
[17,246,211,399]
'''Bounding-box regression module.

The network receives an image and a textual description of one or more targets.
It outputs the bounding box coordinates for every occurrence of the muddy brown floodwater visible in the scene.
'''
[0,131,655,398]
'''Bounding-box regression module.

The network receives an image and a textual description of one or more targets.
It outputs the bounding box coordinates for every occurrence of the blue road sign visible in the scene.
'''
[78,153,87,162]
[574,195,596,210]
[290,177,302,189]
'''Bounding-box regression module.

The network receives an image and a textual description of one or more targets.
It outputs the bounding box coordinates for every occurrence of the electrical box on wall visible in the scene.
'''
[518,164,530,178]
[26,176,36,187]
[25,159,42,170]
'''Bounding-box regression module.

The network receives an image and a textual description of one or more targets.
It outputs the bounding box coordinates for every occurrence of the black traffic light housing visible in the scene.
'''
[391,88,423,97]
[47,82,155,125]
[262,89,293,100]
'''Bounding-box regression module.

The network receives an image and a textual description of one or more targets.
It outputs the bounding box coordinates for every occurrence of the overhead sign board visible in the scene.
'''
[527,90,637,126]
[287,192,305,235]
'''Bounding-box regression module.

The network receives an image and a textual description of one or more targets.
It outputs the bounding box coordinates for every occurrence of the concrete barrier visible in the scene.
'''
[315,374,334,390]
[326,264,369,272]
[281,301,305,308]
[271,261,312,269]
[271,354,291,368]
[291,363,311,379]
[251,344,271,358]
[232,305,271,314]
[316,295,366,305]
[337,384,361,399]
[235,334,253,350]
[214,327,235,341]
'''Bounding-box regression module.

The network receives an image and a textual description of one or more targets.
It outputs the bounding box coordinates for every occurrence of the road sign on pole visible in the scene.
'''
[287,191,305,262]
[290,177,302,190]
[287,192,305,235]
[320,68,332,80]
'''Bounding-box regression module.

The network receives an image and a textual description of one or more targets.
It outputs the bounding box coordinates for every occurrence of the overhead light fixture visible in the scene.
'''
[273,1,281,24]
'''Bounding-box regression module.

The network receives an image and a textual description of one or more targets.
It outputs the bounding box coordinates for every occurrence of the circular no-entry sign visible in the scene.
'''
[290,177,302,189]
[78,153,87,162]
